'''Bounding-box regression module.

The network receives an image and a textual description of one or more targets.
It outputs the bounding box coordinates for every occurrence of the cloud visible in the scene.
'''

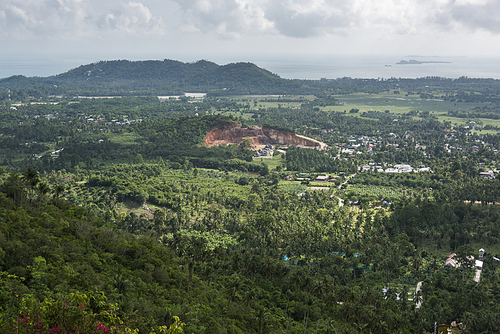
[170,0,272,38]
[171,0,500,39]
[431,0,500,33]
[0,0,164,39]
[172,0,356,38]
[264,0,354,38]
[2,0,500,49]
[95,2,164,34]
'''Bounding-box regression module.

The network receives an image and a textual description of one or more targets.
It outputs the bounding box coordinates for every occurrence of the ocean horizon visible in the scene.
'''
[1,54,500,81]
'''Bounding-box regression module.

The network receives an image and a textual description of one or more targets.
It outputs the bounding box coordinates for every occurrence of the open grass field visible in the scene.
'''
[278,182,308,193]
[220,111,254,120]
[255,153,286,170]
[220,93,500,134]
[250,101,303,109]
[329,93,489,114]
[230,95,316,110]
[107,131,142,145]
[321,92,500,133]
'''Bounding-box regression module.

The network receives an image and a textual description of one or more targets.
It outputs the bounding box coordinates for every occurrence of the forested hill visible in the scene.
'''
[4,58,500,98]
[0,59,305,96]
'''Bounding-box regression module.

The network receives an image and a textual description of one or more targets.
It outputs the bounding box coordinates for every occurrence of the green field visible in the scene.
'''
[320,92,500,133]
[107,131,142,145]
[230,95,316,110]
[253,153,286,170]
[330,93,488,113]
[220,93,500,134]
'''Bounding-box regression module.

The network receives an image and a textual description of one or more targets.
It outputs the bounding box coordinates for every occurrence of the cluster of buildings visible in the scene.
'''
[445,248,489,283]
[253,144,274,158]
[84,117,142,125]
[359,163,432,173]
[479,170,496,179]
[338,135,379,155]
[313,124,500,162]
[445,248,484,270]
[288,173,338,182]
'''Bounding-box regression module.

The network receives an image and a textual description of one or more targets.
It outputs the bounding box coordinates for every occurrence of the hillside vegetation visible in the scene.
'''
[3,60,500,332]
[3,59,500,99]
[0,60,303,96]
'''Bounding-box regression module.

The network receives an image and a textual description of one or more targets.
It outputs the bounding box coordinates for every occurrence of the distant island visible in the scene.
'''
[396,59,451,65]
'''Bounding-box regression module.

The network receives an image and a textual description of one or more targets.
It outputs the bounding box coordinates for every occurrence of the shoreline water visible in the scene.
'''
[1,54,500,81]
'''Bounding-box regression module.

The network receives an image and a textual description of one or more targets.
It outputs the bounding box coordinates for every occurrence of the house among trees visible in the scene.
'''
[479,170,494,179]
[394,164,413,172]
[445,253,459,267]
[445,250,484,270]
[253,144,274,157]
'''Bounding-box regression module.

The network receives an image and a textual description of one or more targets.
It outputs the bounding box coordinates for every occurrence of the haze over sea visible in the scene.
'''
[2,54,500,81]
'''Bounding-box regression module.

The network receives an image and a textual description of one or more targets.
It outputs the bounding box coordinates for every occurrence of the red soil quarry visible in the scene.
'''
[203,122,327,150]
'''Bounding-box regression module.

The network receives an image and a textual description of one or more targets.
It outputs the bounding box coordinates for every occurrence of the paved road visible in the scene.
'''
[415,281,423,309]
[474,269,482,282]
[334,173,356,207]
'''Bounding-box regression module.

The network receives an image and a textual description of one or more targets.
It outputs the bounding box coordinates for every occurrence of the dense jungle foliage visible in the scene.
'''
[2,165,500,334]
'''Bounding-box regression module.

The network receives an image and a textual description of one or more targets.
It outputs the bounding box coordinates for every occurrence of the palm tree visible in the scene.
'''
[199,263,212,300]
[112,274,130,296]
[227,274,241,317]
[414,285,423,309]
[187,236,205,293]
[3,172,22,204]
[354,321,369,333]
[37,182,50,205]
[455,244,474,280]
[22,167,40,205]
[244,287,260,314]
[210,259,221,306]
[303,296,314,334]
[254,307,271,334]
[325,319,339,334]
[54,184,64,198]
[177,258,187,292]
[161,307,174,327]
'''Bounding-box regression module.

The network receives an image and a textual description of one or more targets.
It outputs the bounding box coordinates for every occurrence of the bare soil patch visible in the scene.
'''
[308,186,330,190]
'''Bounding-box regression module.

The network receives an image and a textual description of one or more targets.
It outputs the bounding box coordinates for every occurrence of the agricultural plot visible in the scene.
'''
[318,92,500,134]
[255,153,286,170]
[231,95,316,110]
[342,184,419,203]
[330,93,489,113]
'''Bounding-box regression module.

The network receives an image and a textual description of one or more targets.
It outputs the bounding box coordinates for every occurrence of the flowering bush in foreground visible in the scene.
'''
[1,289,185,334]
[2,291,136,333]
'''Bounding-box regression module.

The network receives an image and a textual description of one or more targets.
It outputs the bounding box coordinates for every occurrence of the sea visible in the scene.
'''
[1,54,500,81]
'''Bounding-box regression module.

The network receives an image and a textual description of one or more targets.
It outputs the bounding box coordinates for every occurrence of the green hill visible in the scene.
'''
[0,59,306,96]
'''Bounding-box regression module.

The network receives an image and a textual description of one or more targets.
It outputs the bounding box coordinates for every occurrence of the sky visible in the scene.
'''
[2,0,500,65]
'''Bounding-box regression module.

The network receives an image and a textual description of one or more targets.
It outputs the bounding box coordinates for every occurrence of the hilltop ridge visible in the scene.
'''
[0,59,305,96]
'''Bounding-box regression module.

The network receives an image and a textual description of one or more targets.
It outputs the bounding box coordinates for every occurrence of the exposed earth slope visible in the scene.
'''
[203,122,327,149]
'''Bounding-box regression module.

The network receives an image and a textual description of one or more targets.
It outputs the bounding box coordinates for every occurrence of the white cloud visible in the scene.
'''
[0,0,164,39]
[170,0,500,39]
[172,0,355,38]
[264,0,354,37]
[95,2,164,34]
[454,0,490,5]
[171,0,269,38]
[2,0,500,58]
[431,0,500,33]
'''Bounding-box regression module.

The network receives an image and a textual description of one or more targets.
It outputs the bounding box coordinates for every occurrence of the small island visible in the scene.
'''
[396,59,451,65]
